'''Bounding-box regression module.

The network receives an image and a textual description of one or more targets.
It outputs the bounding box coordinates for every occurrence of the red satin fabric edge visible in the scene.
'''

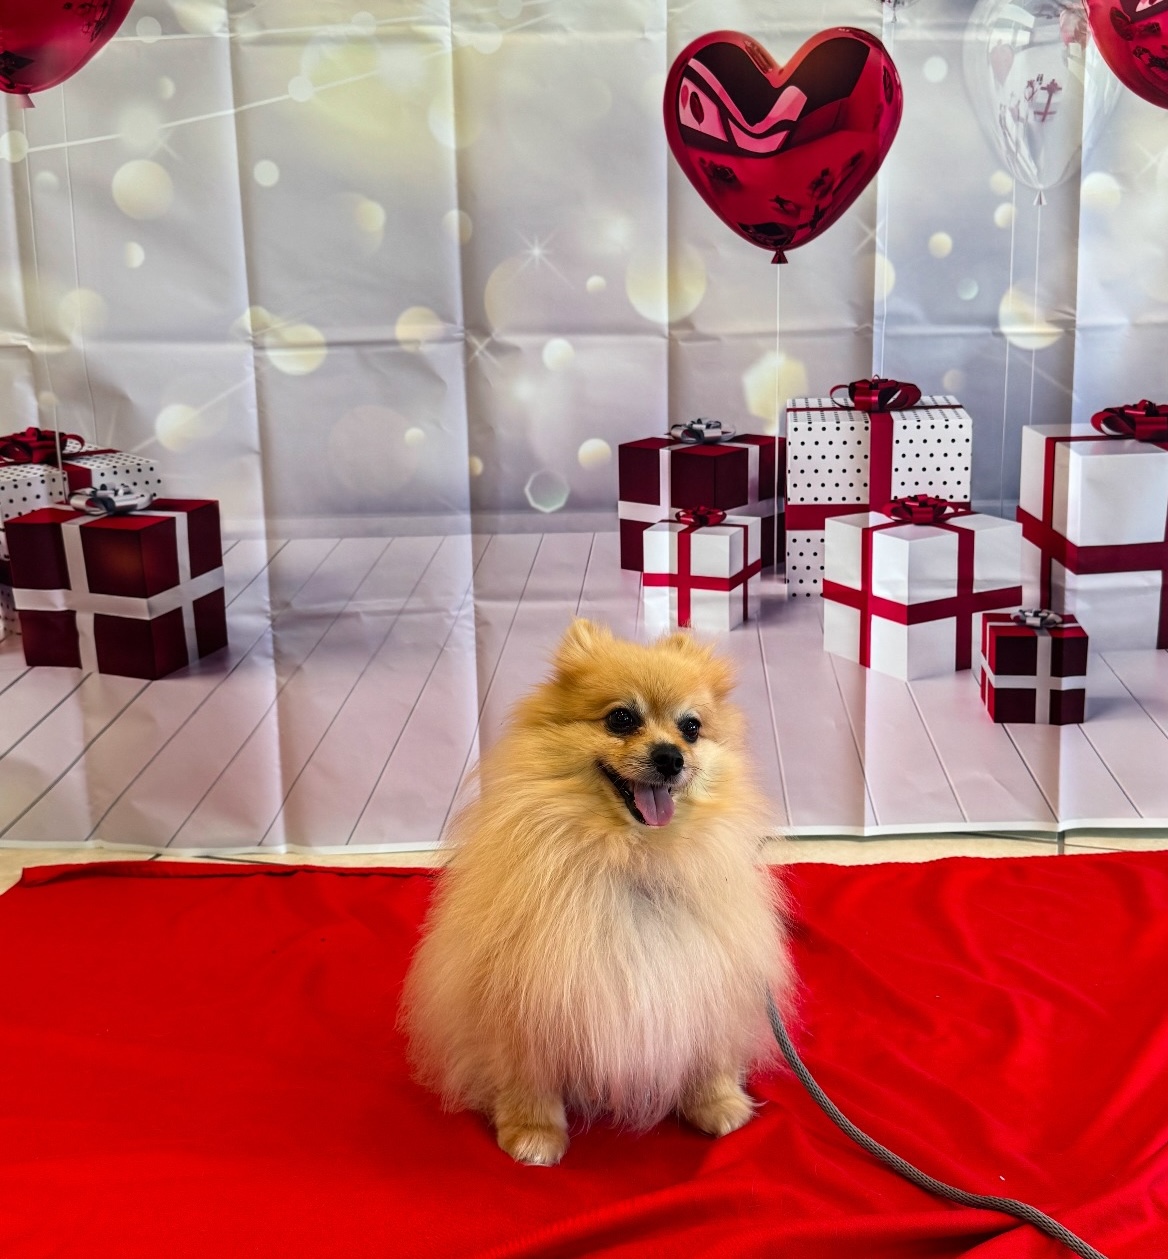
[0,853,1164,1258]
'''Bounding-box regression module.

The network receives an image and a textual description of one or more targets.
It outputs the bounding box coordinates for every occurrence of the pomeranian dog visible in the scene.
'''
[400,619,792,1165]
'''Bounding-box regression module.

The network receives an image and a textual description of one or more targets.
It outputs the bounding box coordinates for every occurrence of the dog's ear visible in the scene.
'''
[554,618,612,674]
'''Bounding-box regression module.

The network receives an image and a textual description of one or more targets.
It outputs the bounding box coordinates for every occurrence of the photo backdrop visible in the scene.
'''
[1,0,1167,849]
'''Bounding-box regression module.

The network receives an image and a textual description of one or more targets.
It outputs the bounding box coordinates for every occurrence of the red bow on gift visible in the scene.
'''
[1090,401,1168,443]
[830,377,923,413]
[675,506,728,528]
[882,494,967,525]
[0,427,85,466]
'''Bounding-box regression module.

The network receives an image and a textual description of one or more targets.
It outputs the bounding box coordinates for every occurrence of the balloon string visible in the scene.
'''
[1028,199,1043,437]
[774,262,781,439]
[998,180,1018,519]
[60,90,100,449]
[18,108,61,463]
[876,13,896,379]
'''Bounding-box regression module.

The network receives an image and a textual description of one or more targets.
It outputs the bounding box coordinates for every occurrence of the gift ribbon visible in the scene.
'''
[642,511,761,628]
[0,427,86,466]
[829,377,923,413]
[668,418,738,444]
[785,388,967,531]
[675,506,728,527]
[13,509,224,675]
[1091,400,1168,443]
[1012,608,1062,629]
[822,497,1022,671]
[978,612,1086,725]
[1015,412,1168,648]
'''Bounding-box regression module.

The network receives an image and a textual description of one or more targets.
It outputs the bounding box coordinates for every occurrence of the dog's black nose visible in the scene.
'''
[650,742,684,780]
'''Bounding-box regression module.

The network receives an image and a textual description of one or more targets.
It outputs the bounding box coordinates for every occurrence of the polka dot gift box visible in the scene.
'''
[784,380,972,598]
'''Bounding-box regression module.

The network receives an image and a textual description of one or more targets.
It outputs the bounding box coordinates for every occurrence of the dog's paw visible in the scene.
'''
[682,1080,755,1137]
[497,1122,569,1166]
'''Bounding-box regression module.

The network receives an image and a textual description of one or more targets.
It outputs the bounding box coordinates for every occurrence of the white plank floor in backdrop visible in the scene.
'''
[2,530,1168,852]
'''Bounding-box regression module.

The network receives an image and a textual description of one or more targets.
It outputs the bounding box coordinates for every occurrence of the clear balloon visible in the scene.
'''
[0,1,135,103]
[664,28,903,263]
[964,0,1116,203]
[1085,0,1168,109]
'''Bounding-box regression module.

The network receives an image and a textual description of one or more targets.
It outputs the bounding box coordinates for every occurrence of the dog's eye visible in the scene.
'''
[605,707,641,736]
[678,716,701,743]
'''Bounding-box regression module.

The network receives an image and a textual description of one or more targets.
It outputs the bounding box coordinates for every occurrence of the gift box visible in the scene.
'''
[5,498,227,680]
[1017,403,1168,650]
[641,508,761,635]
[785,379,972,597]
[977,610,1087,725]
[618,420,780,571]
[0,427,163,562]
[823,496,1022,681]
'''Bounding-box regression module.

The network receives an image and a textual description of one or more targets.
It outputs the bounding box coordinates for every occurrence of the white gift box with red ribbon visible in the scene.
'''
[641,508,761,635]
[823,496,1023,681]
[1017,403,1168,650]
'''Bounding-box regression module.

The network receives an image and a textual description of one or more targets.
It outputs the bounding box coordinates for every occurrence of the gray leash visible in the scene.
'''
[766,992,1107,1259]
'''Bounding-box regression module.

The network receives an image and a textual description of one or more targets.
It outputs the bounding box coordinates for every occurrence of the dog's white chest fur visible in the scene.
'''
[525,868,774,1124]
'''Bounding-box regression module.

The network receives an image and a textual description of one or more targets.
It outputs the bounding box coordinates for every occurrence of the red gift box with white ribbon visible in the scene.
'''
[977,610,1088,725]
[785,379,972,597]
[617,420,779,571]
[823,495,1022,681]
[641,506,762,634]
[5,498,227,680]
[1017,402,1168,651]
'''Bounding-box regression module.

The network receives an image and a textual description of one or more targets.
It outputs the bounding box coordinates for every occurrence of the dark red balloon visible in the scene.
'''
[664,28,903,263]
[0,1,135,104]
[1086,0,1168,109]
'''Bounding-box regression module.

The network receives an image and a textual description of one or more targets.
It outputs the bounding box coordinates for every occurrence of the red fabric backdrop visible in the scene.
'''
[0,853,1164,1258]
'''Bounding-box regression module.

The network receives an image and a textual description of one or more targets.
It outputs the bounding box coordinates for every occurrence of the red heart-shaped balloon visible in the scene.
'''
[1086,0,1168,109]
[664,28,903,262]
[0,0,135,104]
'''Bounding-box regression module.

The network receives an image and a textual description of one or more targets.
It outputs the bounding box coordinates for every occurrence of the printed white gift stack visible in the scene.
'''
[641,507,761,635]
[1017,402,1168,650]
[823,495,1023,681]
[785,378,972,597]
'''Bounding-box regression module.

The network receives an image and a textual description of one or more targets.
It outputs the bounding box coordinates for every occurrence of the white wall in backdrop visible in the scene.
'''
[1,0,1166,537]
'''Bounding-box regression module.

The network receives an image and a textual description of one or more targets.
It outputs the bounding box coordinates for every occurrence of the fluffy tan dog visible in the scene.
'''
[400,619,792,1165]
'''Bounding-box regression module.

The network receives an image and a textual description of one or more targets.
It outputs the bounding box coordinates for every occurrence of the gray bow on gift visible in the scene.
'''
[68,486,156,516]
[1012,609,1063,629]
[669,418,737,444]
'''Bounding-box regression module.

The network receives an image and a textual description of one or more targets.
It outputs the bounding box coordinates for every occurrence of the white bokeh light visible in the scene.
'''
[928,232,953,259]
[577,439,611,469]
[112,160,173,218]
[542,338,574,371]
[525,469,569,513]
[253,160,280,187]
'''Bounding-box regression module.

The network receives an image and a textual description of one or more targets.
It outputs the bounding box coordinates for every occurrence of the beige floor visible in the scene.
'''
[2,831,1165,896]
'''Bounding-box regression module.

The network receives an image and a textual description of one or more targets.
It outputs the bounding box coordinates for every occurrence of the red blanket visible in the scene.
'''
[0,853,1163,1258]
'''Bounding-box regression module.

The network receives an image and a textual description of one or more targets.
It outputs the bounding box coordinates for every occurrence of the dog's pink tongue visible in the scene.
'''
[633,782,675,827]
